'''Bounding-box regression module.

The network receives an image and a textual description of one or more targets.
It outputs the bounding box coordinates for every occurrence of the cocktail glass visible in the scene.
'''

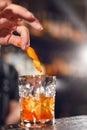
[18,75,56,128]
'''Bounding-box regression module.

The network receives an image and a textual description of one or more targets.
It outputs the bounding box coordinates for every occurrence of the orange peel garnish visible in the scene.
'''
[26,46,39,61]
[16,41,42,72]
[33,60,42,72]
[26,46,42,72]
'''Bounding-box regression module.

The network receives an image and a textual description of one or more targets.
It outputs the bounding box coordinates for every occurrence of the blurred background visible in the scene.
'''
[1,0,87,118]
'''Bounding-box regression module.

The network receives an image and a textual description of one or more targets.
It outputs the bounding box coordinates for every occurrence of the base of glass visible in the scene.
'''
[20,119,55,128]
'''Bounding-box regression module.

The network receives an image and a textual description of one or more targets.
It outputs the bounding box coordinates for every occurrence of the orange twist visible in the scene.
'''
[16,41,42,72]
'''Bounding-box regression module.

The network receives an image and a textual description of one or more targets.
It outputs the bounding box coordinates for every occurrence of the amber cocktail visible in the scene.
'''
[18,75,56,128]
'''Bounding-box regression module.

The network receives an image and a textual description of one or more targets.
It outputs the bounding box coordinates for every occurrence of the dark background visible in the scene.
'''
[1,0,87,118]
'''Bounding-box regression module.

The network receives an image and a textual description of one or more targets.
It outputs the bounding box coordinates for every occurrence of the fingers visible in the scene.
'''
[8,26,30,50]
[16,26,30,50]
[0,2,43,50]
[4,4,43,30]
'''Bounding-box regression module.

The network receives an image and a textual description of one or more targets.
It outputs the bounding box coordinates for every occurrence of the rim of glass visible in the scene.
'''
[19,75,56,78]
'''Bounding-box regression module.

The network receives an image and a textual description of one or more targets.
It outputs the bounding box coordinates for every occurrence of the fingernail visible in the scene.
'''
[36,24,43,30]
[38,23,43,30]
[35,19,43,30]
[40,26,43,30]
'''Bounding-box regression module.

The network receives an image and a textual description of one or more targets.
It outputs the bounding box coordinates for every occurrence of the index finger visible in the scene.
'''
[5,4,43,30]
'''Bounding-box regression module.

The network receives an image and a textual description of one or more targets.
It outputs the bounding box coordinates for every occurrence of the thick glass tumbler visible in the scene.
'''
[18,75,56,128]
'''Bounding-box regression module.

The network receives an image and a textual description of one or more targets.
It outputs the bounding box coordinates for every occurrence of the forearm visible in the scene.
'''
[5,101,20,124]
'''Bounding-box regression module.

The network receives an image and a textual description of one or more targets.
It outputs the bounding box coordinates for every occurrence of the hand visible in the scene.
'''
[0,1,43,50]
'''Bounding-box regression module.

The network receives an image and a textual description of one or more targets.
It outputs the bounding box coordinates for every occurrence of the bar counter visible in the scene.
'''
[0,115,87,130]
